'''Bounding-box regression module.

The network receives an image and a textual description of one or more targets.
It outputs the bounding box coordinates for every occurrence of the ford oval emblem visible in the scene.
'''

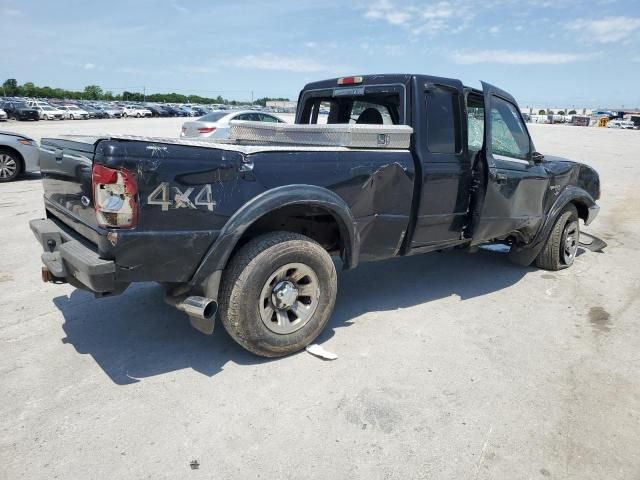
[81,196,91,207]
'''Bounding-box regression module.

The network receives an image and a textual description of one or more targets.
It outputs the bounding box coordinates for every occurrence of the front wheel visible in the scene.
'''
[535,204,580,270]
[218,232,337,357]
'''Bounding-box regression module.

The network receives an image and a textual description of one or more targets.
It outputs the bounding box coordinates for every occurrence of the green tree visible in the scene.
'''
[22,82,36,97]
[83,85,103,100]
[568,109,577,115]
[538,109,546,115]
[2,78,18,96]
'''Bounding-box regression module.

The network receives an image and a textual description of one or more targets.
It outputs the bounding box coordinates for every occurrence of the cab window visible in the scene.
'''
[425,86,461,154]
[490,96,530,160]
[466,93,485,152]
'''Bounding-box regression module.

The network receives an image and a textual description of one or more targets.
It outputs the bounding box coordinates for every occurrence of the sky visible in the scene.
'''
[1,0,639,108]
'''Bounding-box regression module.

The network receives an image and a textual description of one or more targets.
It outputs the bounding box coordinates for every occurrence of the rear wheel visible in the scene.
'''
[218,232,337,357]
[0,149,22,182]
[535,204,580,270]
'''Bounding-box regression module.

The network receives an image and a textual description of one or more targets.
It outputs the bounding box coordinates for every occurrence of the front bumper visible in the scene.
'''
[585,205,600,226]
[30,218,125,294]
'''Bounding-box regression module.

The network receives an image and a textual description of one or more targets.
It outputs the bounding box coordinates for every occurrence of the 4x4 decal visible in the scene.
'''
[147,183,216,211]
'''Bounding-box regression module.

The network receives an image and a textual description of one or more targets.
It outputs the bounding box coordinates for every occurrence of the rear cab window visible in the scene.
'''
[297,83,405,126]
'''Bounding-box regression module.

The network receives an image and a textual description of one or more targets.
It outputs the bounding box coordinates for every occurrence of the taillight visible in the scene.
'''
[92,164,138,229]
[197,127,216,133]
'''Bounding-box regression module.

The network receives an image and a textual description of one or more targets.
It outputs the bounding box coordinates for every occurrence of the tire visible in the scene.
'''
[535,204,580,271]
[70,114,75,120]
[218,231,337,357]
[136,113,141,118]
[0,148,22,182]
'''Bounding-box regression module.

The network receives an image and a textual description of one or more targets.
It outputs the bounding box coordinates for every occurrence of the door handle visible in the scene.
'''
[495,173,508,184]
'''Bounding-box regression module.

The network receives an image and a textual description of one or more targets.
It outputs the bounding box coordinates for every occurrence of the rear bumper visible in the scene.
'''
[30,218,125,294]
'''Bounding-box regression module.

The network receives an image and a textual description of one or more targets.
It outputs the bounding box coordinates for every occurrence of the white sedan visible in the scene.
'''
[180,110,285,139]
[0,109,7,121]
[57,105,89,120]
[37,105,66,120]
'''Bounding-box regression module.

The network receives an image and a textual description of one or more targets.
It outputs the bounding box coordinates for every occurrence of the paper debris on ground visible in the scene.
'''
[306,344,338,360]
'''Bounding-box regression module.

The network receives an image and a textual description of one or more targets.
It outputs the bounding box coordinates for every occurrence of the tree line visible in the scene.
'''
[1,79,289,106]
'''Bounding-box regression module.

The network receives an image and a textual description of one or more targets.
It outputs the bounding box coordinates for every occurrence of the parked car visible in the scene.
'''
[0,130,39,182]
[80,104,109,119]
[37,105,65,120]
[0,109,7,121]
[145,105,170,117]
[607,120,635,129]
[181,110,285,139]
[99,106,123,118]
[122,106,152,118]
[31,74,601,358]
[1,101,39,121]
[57,105,89,120]
[162,105,186,117]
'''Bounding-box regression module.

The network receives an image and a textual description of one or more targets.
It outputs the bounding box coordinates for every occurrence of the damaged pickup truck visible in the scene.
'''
[30,74,601,357]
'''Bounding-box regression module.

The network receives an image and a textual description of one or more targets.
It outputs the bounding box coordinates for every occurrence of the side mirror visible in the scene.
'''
[532,151,545,164]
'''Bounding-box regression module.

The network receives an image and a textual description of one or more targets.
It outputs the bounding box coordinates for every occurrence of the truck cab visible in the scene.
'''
[296,74,599,257]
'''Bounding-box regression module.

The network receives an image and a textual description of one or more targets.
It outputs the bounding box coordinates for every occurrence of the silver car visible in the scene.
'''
[0,131,39,182]
[180,110,285,139]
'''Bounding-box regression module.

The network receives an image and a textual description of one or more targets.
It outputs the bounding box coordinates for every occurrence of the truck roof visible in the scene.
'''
[301,74,477,93]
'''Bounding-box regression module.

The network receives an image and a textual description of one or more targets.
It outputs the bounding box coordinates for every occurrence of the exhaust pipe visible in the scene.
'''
[165,295,218,335]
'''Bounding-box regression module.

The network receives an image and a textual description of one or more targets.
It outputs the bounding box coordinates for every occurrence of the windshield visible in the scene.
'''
[199,111,228,122]
[42,106,55,111]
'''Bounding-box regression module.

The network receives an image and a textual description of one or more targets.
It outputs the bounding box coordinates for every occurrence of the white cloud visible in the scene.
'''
[451,49,595,64]
[83,63,96,70]
[566,16,640,43]
[171,3,189,14]
[364,0,469,36]
[2,8,22,16]
[489,25,500,34]
[229,54,335,73]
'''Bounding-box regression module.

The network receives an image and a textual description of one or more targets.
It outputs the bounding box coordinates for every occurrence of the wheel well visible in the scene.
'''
[234,204,344,260]
[0,146,24,173]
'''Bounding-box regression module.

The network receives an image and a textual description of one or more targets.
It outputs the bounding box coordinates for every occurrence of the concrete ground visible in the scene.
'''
[0,118,638,480]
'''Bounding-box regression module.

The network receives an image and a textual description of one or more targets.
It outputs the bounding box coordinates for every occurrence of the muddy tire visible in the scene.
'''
[218,231,337,357]
[535,204,580,271]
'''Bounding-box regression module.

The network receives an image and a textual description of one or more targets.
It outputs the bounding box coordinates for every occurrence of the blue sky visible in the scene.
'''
[1,0,639,107]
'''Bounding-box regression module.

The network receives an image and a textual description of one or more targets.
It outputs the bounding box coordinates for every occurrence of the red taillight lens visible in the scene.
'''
[197,127,216,133]
[92,164,138,229]
[337,76,363,85]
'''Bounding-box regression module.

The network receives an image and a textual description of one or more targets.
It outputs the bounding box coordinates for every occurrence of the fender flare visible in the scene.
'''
[508,186,596,266]
[189,184,360,286]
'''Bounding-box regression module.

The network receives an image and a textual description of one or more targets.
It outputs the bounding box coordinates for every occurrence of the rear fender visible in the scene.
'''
[189,184,359,287]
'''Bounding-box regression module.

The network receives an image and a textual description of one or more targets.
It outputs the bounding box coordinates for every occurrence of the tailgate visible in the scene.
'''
[39,136,101,236]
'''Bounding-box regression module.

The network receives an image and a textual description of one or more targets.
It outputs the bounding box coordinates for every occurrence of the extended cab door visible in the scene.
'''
[408,75,472,249]
[471,82,548,244]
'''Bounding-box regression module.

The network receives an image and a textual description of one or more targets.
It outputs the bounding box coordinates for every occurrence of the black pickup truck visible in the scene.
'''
[30,74,601,357]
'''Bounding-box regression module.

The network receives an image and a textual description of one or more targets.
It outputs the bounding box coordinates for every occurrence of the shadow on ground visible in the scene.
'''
[53,248,532,385]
